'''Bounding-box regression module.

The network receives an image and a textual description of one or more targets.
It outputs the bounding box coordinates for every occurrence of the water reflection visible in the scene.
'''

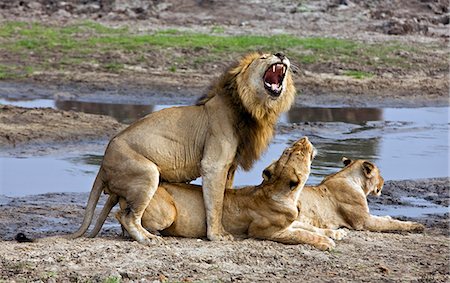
[286,106,382,124]
[55,100,384,125]
[0,98,385,126]
[311,138,380,180]
[55,100,154,124]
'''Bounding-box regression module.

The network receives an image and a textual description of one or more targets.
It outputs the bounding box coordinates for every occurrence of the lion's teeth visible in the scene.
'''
[283,65,286,73]
[272,65,275,72]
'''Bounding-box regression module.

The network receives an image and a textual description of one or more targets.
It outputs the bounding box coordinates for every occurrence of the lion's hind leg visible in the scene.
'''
[291,221,347,240]
[268,227,336,251]
[107,153,162,245]
[363,215,424,232]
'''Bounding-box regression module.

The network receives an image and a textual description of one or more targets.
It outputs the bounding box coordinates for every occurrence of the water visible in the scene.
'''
[0,154,99,196]
[0,98,449,201]
[371,197,449,218]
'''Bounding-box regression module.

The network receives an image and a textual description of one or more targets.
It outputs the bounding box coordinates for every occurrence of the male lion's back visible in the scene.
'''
[107,105,209,182]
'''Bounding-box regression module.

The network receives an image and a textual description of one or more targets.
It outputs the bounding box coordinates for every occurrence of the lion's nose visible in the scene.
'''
[275,52,286,61]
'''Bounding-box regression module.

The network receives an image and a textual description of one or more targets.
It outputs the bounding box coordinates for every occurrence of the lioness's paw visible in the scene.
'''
[315,237,336,251]
[411,222,425,232]
[208,231,234,241]
[136,234,164,246]
[326,229,347,241]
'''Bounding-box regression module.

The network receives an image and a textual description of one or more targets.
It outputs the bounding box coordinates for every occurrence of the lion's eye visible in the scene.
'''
[260,55,268,59]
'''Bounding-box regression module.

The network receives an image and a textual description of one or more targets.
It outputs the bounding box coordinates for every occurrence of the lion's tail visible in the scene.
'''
[66,170,105,239]
[87,193,119,238]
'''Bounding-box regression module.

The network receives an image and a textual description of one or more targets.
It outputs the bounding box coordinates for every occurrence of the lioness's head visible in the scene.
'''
[342,157,384,196]
[262,137,316,200]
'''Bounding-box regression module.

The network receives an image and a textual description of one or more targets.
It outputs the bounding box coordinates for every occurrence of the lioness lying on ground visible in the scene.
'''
[70,52,295,244]
[296,158,424,232]
[90,137,344,250]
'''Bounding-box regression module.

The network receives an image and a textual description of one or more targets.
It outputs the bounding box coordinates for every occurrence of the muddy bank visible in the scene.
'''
[0,104,125,152]
[0,178,448,282]
[0,0,448,106]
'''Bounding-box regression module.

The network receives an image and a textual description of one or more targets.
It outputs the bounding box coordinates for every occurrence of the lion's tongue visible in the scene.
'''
[271,83,280,92]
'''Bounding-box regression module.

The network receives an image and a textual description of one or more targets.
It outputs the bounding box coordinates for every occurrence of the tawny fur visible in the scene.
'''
[70,52,296,244]
[297,158,425,232]
[89,137,340,251]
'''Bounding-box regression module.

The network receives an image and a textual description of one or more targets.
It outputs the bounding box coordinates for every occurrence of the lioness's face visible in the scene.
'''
[262,137,316,198]
[342,158,384,196]
[246,53,291,100]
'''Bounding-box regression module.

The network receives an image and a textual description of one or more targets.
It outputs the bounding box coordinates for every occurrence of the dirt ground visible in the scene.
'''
[0,0,449,282]
[0,179,448,282]
[0,0,449,107]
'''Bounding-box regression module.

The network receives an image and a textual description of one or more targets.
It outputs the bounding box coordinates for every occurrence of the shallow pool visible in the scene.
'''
[0,98,448,198]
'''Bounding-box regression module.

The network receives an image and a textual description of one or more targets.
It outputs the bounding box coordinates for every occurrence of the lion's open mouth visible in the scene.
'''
[263,63,287,97]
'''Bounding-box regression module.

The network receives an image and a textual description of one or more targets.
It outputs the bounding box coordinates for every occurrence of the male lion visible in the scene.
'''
[296,158,424,232]
[71,52,295,243]
[89,137,341,250]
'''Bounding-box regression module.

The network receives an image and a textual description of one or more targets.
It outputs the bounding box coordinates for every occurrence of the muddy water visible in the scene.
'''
[0,98,449,202]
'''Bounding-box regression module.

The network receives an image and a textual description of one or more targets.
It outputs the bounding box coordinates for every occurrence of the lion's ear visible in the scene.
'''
[362,161,375,178]
[262,163,276,181]
[342,157,352,167]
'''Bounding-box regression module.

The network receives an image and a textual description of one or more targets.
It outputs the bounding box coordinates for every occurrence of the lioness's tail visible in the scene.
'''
[66,170,105,239]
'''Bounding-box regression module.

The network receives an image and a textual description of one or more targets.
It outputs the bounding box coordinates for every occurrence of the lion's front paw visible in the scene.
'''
[315,237,336,251]
[326,229,347,241]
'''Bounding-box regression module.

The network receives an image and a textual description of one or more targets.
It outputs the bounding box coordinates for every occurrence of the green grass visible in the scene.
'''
[0,65,9,79]
[0,20,443,79]
[104,62,124,72]
[103,276,121,283]
[0,62,37,79]
[40,271,57,280]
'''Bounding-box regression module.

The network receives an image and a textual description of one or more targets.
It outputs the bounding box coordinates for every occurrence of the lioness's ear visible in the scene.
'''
[342,157,352,167]
[262,163,275,181]
[362,161,375,178]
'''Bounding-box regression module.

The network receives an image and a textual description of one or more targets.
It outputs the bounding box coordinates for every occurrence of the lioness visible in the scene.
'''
[296,158,424,232]
[89,137,340,250]
[71,53,295,243]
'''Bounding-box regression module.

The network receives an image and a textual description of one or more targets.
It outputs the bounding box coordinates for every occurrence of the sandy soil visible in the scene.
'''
[0,0,449,282]
[0,179,448,282]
